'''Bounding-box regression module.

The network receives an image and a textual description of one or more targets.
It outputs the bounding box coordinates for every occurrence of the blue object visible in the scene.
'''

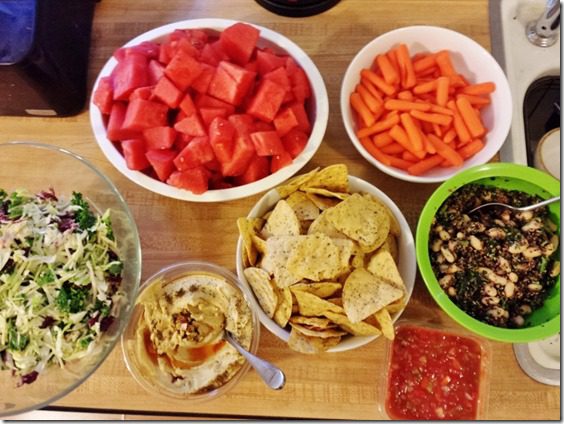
[0,0,36,64]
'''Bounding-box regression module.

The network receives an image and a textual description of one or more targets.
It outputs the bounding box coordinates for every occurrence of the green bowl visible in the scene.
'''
[416,163,560,343]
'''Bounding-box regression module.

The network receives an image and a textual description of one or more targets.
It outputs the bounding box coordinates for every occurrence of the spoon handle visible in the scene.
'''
[521,196,560,211]
[225,332,286,390]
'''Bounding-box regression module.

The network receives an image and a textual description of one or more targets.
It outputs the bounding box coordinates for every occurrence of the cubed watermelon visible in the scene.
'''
[228,114,255,136]
[195,93,236,116]
[164,50,203,91]
[174,114,206,137]
[221,135,256,177]
[179,93,197,116]
[287,102,311,133]
[263,67,293,103]
[200,107,228,127]
[106,102,140,141]
[167,167,209,194]
[191,63,216,94]
[246,79,286,122]
[256,49,287,75]
[273,106,299,138]
[129,86,153,101]
[93,77,114,115]
[122,139,150,170]
[250,131,285,156]
[148,60,165,85]
[146,149,176,181]
[152,76,183,108]
[112,53,149,101]
[208,61,256,106]
[220,22,260,66]
[173,136,215,170]
[208,116,235,163]
[282,128,309,158]
[271,149,293,173]
[143,126,177,150]
[122,98,168,132]
[234,155,270,185]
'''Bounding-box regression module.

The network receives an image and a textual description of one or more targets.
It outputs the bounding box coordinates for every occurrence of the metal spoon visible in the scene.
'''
[468,196,560,214]
[224,330,286,390]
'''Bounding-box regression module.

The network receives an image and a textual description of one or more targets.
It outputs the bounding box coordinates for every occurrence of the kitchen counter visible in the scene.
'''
[0,0,559,420]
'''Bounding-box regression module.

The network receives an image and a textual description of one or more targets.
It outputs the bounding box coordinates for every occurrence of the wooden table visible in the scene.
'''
[1,0,559,420]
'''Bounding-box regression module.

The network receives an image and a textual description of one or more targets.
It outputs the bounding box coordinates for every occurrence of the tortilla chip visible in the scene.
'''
[361,193,401,237]
[326,297,343,307]
[342,267,403,323]
[378,234,399,263]
[325,193,390,253]
[277,168,320,198]
[289,322,347,339]
[305,192,341,210]
[273,286,292,328]
[243,267,277,318]
[252,234,267,255]
[302,164,349,193]
[307,210,347,239]
[291,281,342,298]
[351,252,366,269]
[289,316,336,329]
[285,191,320,221]
[237,218,258,266]
[287,328,341,354]
[291,289,344,316]
[261,236,302,288]
[384,297,406,314]
[286,234,344,281]
[302,187,350,200]
[374,307,394,340]
[323,311,381,336]
[366,249,405,292]
[261,200,301,238]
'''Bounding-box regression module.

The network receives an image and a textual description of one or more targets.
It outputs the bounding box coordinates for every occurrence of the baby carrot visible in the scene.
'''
[401,150,419,162]
[389,125,426,159]
[427,134,464,166]
[413,79,437,95]
[443,128,457,144]
[360,137,389,164]
[396,44,417,89]
[356,84,384,118]
[361,69,396,96]
[356,113,400,138]
[420,129,436,154]
[461,82,496,96]
[381,142,405,154]
[385,99,432,112]
[350,92,375,127]
[376,54,400,85]
[435,50,456,77]
[457,93,491,106]
[447,100,472,144]
[413,54,437,74]
[456,96,485,138]
[410,109,453,126]
[389,156,414,171]
[430,104,454,115]
[458,139,485,159]
[435,76,449,107]
[361,78,385,104]
[371,146,394,166]
[407,154,444,175]
[397,90,414,101]
[400,113,423,151]
[373,132,394,147]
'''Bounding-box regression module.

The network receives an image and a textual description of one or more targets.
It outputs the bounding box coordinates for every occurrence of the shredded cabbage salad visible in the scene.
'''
[0,188,126,385]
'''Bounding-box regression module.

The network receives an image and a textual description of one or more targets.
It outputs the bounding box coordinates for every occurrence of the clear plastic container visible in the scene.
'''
[379,320,491,420]
[121,261,260,403]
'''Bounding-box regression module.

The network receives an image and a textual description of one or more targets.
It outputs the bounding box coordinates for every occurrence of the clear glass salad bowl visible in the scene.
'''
[0,142,141,417]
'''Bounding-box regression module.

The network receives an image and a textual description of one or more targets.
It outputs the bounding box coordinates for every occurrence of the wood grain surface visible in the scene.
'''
[0,0,559,420]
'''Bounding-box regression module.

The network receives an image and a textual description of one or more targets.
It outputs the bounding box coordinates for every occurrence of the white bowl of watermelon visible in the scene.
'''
[90,18,329,202]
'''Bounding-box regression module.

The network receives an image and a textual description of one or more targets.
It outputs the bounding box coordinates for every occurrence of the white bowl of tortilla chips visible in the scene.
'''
[236,164,416,353]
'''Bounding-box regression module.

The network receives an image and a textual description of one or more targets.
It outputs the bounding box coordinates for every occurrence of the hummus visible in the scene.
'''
[134,271,253,395]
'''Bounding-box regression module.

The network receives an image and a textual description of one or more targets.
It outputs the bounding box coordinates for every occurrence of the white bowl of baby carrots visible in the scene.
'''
[340,26,512,183]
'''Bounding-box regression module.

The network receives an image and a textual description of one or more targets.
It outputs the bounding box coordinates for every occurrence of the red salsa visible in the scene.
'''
[385,325,484,420]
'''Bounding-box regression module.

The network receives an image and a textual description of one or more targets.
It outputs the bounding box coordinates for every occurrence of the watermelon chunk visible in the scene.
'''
[246,79,286,122]
[112,53,148,101]
[221,135,256,177]
[164,50,203,91]
[148,60,165,85]
[256,49,287,75]
[208,116,235,163]
[273,106,299,138]
[179,93,197,116]
[191,63,216,94]
[122,98,168,132]
[106,102,140,141]
[271,149,293,173]
[152,76,183,108]
[93,77,113,115]
[174,114,206,137]
[143,126,177,150]
[220,22,260,65]
[167,167,209,194]
[282,128,309,158]
[146,149,176,181]
[173,136,215,170]
[208,61,256,106]
[263,67,293,103]
[250,131,285,156]
[234,155,270,185]
[122,139,150,170]
[200,107,228,127]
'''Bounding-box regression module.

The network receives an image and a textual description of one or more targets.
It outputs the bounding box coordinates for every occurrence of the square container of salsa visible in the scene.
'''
[382,321,491,420]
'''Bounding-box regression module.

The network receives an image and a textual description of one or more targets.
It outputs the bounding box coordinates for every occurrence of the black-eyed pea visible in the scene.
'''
[447,286,457,297]
[431,238,442,252]
[509,239,528,254]
[482,296,500,306]
[494,219,506,227]
[527,283,543,292]
[486,227,505,239]
[456,232,465,239]
[436,253,445,264]
[522,246,542,259]
[508,272,519,283]
[434,224,444,234]
[487,306,507,318]
[519,304,532,315]
[516,211,533,222]
[469,235,483,251]
[522,218,543,232]
[440,246,455,263]
[498,257,511,274]
[550,261,560,278]
[512,315,525,327]
[439,230,450,241]
[446,264,460,274]
[484,284,497,297]
[504,282,515,298]
[501,210,511,222]
[439,275,454,288]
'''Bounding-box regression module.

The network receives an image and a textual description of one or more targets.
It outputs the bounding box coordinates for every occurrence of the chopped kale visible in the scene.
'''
[71,192,96,230]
